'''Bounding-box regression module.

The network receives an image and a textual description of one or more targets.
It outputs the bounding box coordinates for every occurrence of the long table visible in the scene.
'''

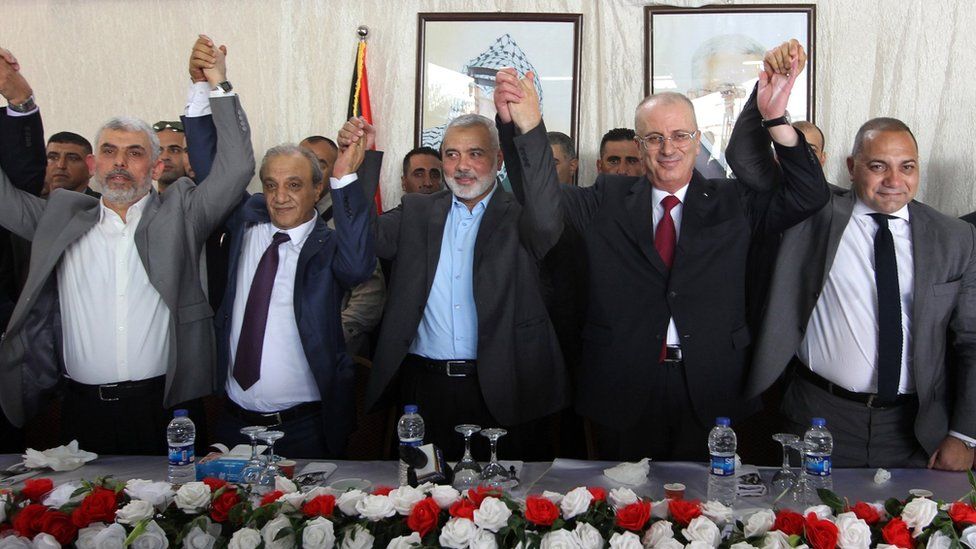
[1,455,970,509]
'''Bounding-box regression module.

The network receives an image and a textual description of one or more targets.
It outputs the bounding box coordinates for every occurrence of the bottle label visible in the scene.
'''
[805,454,831,476]
[710,455,735,476]
[400,440,422,448]
[168,443,195,467]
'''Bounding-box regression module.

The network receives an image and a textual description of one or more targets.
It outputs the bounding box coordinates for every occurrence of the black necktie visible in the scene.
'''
[870,213,902,403]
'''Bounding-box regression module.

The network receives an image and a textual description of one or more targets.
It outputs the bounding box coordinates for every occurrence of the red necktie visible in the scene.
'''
[655,195,680,362]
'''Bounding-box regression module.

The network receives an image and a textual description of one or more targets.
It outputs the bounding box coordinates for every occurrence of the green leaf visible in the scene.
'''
[274,526,294,541]
[885,497,905,518]
[818,488,845,514]
[124,519,148,547]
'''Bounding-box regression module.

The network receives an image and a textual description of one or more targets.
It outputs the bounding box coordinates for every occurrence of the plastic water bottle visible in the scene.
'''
[706,417,737,506]
[803,417,833,494]
[166,409,196,484]
[397,404,425,485]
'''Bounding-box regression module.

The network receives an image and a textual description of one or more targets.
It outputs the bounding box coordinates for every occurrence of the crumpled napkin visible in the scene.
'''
[604,457,650,485]
[23,440,98,471]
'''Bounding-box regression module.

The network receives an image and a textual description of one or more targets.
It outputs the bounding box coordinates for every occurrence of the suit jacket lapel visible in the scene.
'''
[907,201,933,383]
[626,177,667,275]
[674,173,716,260]
[426,193,452,294]
[822,191,856,282]
[294,220,329,323]
[134,191,161,289]
[474,189,511,271]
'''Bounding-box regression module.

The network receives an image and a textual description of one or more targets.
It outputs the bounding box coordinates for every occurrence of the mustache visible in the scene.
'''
[451,170,476,179]
[105,168,135,182]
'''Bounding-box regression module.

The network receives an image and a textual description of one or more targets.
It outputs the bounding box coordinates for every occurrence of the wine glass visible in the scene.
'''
[771,433,800,496]
[479,428,516,489]
[452,424,482,490]
[257,430,285,486]
[787,440,814,506]
[239,425,268,485]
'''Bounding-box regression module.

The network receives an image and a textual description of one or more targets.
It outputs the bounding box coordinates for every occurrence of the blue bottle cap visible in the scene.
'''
[716,417,731,426]
[812,417,826,427]
[404,404,418,414]
[174,409,189,417]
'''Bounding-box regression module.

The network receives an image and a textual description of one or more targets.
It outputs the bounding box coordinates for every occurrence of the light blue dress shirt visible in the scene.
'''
[408,186,498,359]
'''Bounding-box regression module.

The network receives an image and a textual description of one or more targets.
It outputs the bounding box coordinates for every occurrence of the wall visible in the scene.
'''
[3,0,974,214]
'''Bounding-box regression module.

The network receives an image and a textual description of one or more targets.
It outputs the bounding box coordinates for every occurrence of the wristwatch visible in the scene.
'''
[214,81,233,93]
[7,95,36,114]
[761,112,792,129]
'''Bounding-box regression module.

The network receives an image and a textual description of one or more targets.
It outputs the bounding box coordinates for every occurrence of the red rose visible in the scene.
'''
[950,502,976,526]
[668,498,701,526]
[202,477,228,493]
[772,510,805,536]
[804,513,839,549]
[372,485,394,496]
[588,487,607,502]
[882,517,914,549]
[524,496,560,527]
[210,489,242,523]
[467,486,503,507]
[449,498,477,519]
[849,502,881,525]
[13,503,48,538]
[70,487,119,528]
[407,497,441,537]
[260,490,284,506]
[21,478,53,504]
[302,495,336,518]
[39,510,77,545]
[616,501,652,532]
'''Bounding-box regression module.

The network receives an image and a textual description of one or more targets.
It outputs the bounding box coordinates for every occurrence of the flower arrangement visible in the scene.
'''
[0,472,975,548]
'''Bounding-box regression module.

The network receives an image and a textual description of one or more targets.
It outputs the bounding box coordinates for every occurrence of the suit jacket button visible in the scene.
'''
[668,291,677,298]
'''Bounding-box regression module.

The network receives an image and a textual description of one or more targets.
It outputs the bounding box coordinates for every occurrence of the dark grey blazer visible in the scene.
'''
[0,95,254,426]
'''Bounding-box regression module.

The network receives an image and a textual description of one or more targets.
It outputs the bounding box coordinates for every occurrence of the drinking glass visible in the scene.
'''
[771,433,800,496]
[452,424,482,490]
[257,430,285,486]
[787,440,815,506]
[479,428,516,489]
[239,425,268,485]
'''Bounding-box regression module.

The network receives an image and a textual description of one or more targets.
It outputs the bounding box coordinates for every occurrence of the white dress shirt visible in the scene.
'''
[58,194,171,384]
[651,184,689,346]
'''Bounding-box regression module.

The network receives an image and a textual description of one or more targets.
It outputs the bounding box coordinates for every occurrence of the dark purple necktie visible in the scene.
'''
[233,231,291,390]
[655,195,680,363]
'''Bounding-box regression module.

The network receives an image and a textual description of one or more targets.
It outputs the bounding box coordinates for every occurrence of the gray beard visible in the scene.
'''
[101,176,153,206]
[445,171,497,201]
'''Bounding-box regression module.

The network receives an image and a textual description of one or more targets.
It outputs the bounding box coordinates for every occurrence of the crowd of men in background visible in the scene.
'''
[0,35,973,472]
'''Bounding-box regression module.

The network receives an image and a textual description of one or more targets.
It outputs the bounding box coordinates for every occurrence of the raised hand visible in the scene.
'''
[757,49,802,120]
[333,128,366,179]
[0,47,33,105]
[494,68,541,133]
[337,116,375,151]
[763,38,807,78]
[493,68,522,124]
[189,35,228,87]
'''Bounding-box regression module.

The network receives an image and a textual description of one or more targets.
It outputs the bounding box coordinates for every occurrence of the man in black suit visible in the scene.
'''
[497,46,828,460]
[345,100,569,460]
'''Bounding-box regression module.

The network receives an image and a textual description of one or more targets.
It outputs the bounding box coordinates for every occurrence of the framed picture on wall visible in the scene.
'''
[644,4,815,175]
[415,12,582,157]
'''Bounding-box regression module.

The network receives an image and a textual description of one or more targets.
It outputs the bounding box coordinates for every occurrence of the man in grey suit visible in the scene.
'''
[0,40,254,454]
[732,42,976,471]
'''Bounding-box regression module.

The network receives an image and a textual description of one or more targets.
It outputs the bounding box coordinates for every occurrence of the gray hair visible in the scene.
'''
[443,114,500,153]
[95,116,161,162]
[259,143,325,187]
[851,117,917,157]
[634,92,699,131]
[547,131,577,160]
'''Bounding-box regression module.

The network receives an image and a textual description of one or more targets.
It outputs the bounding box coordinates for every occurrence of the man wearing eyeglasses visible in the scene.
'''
[496,41,828,460]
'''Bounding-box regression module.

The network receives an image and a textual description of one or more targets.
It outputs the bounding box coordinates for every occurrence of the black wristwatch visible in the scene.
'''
[214,81,233,93]
[7,95,36,114]
[761,113,792,129]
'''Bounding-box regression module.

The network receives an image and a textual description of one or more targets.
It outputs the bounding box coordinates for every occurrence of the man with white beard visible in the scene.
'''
[342,109,569,460]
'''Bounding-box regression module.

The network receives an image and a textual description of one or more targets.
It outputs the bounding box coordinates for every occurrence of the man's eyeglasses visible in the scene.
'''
[636,130,699,150]
[152,121,184,133]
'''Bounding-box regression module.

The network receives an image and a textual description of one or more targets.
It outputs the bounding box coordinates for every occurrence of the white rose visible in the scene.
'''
[183,518,221,549]
[125,480,175,509]
[473,497,512,533]
[609,532,643,549]
[642,520,674,548]
[388,486,426,515]
[339,525,374,549]
[927,532,951,549]
[560,487,594,520]
[336,490,367,516]
[415,482,434,493]
[802,505,833,520]
[261,515,294,549]
[227,528,262,549]
[277,491,307,512]
[651,499,670,519]
[700,501,733,526]
[42,482,83,509]
[116,500,155,525]
[303,517,336,549]
[730,543,758,549]
[130,520,169,549]
[543,491,564,505]
[31,533,59,549]
[429,485,461,509]
[384,532,419,549]
[469,528,499,549]
[834,512,871,549]
[76,524,107,549]
[655,540,684,549]
[682,516,720,548]
[760,531,792,549]
[685,542,712,549]
[960,525,976,549]
[174,482,211,512]
[875,545,901,549]
[92,523,127,549]
[743,510,776,539]
[901,497,937,534]
[609,487,638,510]
[354,494,396,521]
[438,517,477,548]
[574,522,604,549]
[541,529,582,549]
[0,537,32,549]
[274,476,298,494]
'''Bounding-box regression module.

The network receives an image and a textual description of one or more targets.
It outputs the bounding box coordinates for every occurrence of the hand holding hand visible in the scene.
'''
[337,116,375,151]
[333,129,366,179]
[0,47,33,105]
[495,69,541,133]
[190,35,227,87]
[757,41,804,121]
